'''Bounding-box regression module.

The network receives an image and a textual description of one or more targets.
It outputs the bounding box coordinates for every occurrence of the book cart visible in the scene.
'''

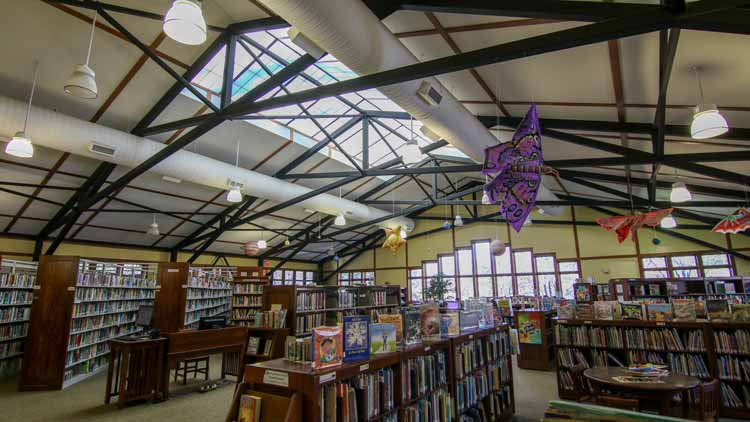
[0,257,36,378]
[20,256,157,390]
[552,318,750,419]
[230,266,270,327]
[242,325,515,422]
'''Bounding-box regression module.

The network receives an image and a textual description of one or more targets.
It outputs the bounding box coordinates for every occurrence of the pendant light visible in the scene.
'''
[147,214,160,236]
[257,231,267,249]
[284,238,291,247]
[226,140,243,203]
[523,215,533,226]
[400,227,407,239]
[402,116,423,164]
[660,214,677,229]
[334,188,346,226]
[163,0,207,45]
[454,214,464,227]
[481,175,492,205]
[6,62,39,158]
[670,169,692,203]
[690,67,728,139]
[64,10,98,99]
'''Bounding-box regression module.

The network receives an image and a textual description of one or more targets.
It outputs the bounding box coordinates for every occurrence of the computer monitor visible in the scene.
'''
[135,305,153,328]
[198,316,227,330]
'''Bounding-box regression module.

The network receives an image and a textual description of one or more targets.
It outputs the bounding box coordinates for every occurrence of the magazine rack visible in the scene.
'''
[226,382,301,422]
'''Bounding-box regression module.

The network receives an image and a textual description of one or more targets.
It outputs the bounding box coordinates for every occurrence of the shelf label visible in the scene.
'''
[155,285,161,289]
[424,346,431,352]
[584,321,592,324]
[167,269,179,273]
[656,322,666,326]
[263,370,289,387]
[240,272,247,277]
[359,364,369,372]
[181,284,187,288]
[319,372,336,384]
[33,285,41,290]
[67,287,75,292]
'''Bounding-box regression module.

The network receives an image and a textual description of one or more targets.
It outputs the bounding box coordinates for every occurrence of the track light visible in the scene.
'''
[65,10,98,99]
[163,0,207,45]
[690,68,728,139]
[6,62,39,158]
[660,215,677,229]
[147,214,160,236]
[334,212,346,226]
[454,214,464,227]
[257,239,267,249]
[227,180,242,203]
[670,181,692,203]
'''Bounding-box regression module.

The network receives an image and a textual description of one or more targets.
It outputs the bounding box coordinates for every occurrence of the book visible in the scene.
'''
[378,313,403,345]
[247,336,260,355]
[574,284,592,303]
[707,299,731,321]
[621,303,644,320]
[343,315,369,363]
[238,394,261,422]
[646,303,673,322]
[313,326,343,369]
[715,281,727,294]
[369,323,397,354]
[695,300,707,318]
[557,300,575,320]
[648,284,661,296]
[402,308,421,346]
[440,312,460,337]
[575,303,593,320]
[497,298,512,317]
[419,303,441,340]
[593,301,614,320]
[731,303,750,321]
[672,299,697,321]
[726,283,737,294]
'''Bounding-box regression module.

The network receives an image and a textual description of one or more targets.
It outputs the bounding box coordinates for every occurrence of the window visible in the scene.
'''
[535,255,558,297]
[558,260,581,299]
[338,270,375,286]
[701,253,733,277]
[494,244,513,296]
[437,255,457,301]
[273,269,315,285]
[642,256,669,279]
[456,248,475,299]
[408,268,423,303]
[671,255,699,278]
[474,241,494,297]
[641,253,733,279]
[514,250,535,296]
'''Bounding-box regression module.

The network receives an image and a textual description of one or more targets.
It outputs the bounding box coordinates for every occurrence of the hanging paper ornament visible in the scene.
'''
[490,239,506,256]
[712,208,750,234]
[242,242,259,256]
[652,237,661,245]
[442,220,452,230]
[595,208,673,243]
[382,225,407,255]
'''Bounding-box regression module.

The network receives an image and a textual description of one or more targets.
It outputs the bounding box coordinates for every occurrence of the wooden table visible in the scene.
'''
[105,338,168,408]
[584,367,700,416]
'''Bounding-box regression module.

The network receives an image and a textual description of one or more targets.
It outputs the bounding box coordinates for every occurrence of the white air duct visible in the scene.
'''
[0,94,413,231]
[261,0,563,216]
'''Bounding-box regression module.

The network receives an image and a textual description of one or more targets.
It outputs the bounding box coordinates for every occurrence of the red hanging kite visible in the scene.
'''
[596,209,673,243]
[712,208,750,234]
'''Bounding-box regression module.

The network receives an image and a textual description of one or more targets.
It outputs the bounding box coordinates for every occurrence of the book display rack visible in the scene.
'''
[230,266,270,327]
[20,256,157,390]
[242,325,514,422]
[514,309,555,370]
[152,263,233,333]
[553,318,750,418]
[0,258,36,378]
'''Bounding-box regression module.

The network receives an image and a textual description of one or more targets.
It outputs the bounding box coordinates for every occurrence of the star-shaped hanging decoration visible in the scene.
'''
[382,225,406,255]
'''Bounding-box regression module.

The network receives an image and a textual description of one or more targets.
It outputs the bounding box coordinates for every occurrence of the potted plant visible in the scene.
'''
[424,272,450,306]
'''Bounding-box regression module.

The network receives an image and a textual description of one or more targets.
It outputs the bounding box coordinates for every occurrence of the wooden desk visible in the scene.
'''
[106,338,167,408]
[164,327,247,397]
[584,367,700,416]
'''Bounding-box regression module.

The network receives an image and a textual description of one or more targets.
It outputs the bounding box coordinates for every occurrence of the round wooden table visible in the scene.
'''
[584,367,700,416]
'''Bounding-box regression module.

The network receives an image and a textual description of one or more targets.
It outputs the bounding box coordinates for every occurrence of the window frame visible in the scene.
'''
[640,252,733,279]
[558,259,581,299]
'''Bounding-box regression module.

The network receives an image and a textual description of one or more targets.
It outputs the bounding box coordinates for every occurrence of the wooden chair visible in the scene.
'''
[695,379,720,422]
[174,355,210,385]
[570,363,593,402]
[597,395,640,411]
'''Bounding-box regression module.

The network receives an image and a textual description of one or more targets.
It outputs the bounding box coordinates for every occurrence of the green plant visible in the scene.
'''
[424,272,450,303]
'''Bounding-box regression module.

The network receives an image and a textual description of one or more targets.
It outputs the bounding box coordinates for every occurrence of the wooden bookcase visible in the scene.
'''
[263,284,401,337]
[515,309,555,370]
[0,258,36,378]
[552,318,750,419]
[243,325,514,421]
[609,277,750,302]
[20,256,157,390]
[244,327,289,365]
[152,263,233,333]
[230,266,269,326]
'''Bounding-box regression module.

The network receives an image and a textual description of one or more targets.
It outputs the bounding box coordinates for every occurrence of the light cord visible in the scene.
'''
[23,61,39,134]
[85,11,97,66]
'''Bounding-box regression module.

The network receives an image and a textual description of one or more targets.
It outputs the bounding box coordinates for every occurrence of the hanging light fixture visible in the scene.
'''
[481,176,492,205]
[284,238,291,247]
[400,227,407,239]
[690,67,728,139]
[227,181,243,203]
[328,246,335,257]
[6,62,39,158]
[670,181,692,203]
[523,215,533,226]
[402,116,423,164]
[454,214,464,227]
[163,0,207,45]
[660,214,677,229]
[64,10,98,99]
[147,214,160,236]
[256,239,267,249]
[334,188,346,226]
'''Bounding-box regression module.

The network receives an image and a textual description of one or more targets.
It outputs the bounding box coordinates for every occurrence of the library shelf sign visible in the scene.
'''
[262,369,289,387]
[518,312,542,344]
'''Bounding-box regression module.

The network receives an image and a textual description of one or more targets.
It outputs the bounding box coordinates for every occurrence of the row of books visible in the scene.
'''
[718,356,750,381]
[297,291,326,311]
[559,298,750,321]
[74,287,154,303]
[0,290,32,305]
[285,336,311,362]
[63,354,108,383]
[555,325,624,348]
[721,382,750,408]
[65,341,109,368]
[456,369,489,412]
[246,336,273,356]
[184,303,229,326]
[77,272,156,288]
[186,289,231,300]
[233,284,263,294]
[232,296,262,307]
[455,338,487,379]
[186,297,230,312]
[401,351,448,402]
[295,313,326,335]
[0,307,29,323]
[706,280,743,294]
[319,374,398,422]
[70,313,134,333]
[0,272,34,288]
[714,330,750,354]
[667,353,710,378]
[231,308,259,321]
[0,340,22,358]
[557,348,589,369]
[628,350,667,365]
[624,328,704,352]
[402,388,452,422]
[186,276,231,290]
[67,323,140,350]
[236,309,286,328]
[0,356,21,376]
[0,322,27,340]
[72,301,150,318]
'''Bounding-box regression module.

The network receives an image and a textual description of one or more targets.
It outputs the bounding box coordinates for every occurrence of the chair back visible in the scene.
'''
[699,379,720,421]
[570,363,591,400]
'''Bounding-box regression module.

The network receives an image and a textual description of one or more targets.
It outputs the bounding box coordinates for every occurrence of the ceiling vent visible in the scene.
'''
[88,142,115,158]
[416,81,442,107]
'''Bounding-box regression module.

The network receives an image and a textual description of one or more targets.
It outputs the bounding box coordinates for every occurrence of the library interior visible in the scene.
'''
[1,1,750,422]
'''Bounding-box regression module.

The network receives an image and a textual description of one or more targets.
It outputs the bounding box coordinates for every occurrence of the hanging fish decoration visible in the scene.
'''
[712,208,750,234]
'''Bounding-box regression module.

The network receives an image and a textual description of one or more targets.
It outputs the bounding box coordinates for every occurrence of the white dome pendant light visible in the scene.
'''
[670,169,692,203]
[454,213,464,227]
[164,0,207,46]
[660,214,677,229]
[64,10,98,99]
[257,230,267,250]
[690,67,728,139]
[147,214,160,236]
[226,140,243,203]
[401,116,423,165]
[6,61,39,158]
[334,188,346,226]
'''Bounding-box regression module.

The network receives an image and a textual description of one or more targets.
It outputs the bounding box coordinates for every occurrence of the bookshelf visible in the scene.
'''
[230,266,270,326]
[242,325,514,422]
[552,318,750,419]
[152,263,233,333]
[20,256,157,390]
[0,258,36,378]
[609,277,750,302]
[244,327,289,365]
[263,285,401,337]
[515,309,555,370]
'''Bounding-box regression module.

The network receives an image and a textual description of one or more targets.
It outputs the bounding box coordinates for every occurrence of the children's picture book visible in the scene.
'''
[369,323,397,354]
[707,299,731,321]
[646,303,673,322]
[594,301,614,320]
[378,313,403,344]
[312,326,343,369]
[620,303,644,320]
[420,303,441,340]
[247,336,260,355]
[648,284,661,296]
[343,315,369,363]
[725,283,737,294]
[695,300,707,318]
[714,281,727,294]
[238,394,262,422]
[440,312,460,337]
[557,300,576,320]
[672,299,697,321]
[517,312,542,344]
[731,303,750,321]
[575,303,594,320]
[497,298,512,317]
[402,308,421,346]
[574,284,592,303]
